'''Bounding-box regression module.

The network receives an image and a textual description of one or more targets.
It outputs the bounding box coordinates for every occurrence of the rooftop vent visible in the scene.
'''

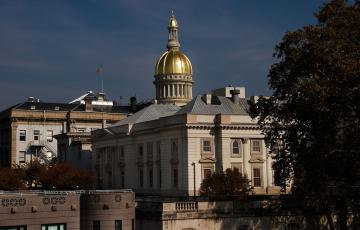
[230,89,241,104]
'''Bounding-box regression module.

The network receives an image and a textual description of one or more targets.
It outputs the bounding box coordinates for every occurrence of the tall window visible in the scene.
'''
[253,168,261,187]
[157,141,162,188]
[139,168,144,188]
[251,140,261,153]
[120,146,125,158]
[41,224,66,230]
[46,130,53,142]
[171,139,178,154]
[33,130,40,141]
[202,140,211,153]
[19,130,26,141]
[19,151,25,164]
[173,168,178,187]
[149,169,153,188]
[132,219,135,230]
[93,221,100,230]
[147,142,153,160]
[158,168,162,188]
[115,220,122,230]
[121,170,125,188]
[203,168,212,179]
[138,145,143,160]
[232,139,241,156]
[171,139,178,161]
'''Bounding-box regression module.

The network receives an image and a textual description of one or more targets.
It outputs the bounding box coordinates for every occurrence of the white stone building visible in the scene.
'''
[92,87,279,196]
[91,13,279,196]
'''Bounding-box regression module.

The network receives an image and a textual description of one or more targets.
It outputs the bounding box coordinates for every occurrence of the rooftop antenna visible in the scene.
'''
[96,64,104,93]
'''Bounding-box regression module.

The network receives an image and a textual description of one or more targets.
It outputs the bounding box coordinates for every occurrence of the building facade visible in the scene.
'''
[0,190,135,230]
[0,92,132,168]
[92,88,279,196]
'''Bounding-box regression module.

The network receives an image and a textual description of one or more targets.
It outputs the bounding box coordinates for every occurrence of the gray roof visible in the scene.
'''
[177,95,249,115]
[112,104,180,126]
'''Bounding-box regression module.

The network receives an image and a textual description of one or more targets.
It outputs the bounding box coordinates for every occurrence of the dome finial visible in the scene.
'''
[167,11,180,50]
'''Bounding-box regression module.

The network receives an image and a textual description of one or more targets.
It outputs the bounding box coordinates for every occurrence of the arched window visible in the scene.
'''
[232,140,241,156]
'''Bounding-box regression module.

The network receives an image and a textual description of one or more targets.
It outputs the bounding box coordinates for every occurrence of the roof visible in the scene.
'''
[112,104,180,126]
[5,101,131,114]
[176,95,249,115]
[14,102,78,111]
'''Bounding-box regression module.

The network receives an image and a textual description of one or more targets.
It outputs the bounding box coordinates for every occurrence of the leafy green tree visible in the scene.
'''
[249,1,360,229]
[199,168,252,198]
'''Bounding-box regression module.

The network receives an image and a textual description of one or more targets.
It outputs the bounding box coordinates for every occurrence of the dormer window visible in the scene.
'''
[30,106,36,110]
[54,106,60,111]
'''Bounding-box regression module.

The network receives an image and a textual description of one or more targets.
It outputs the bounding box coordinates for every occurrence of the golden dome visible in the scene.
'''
[155,50,192,75]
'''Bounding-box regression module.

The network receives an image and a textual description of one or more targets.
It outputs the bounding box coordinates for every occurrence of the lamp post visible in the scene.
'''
[191,162,196,197]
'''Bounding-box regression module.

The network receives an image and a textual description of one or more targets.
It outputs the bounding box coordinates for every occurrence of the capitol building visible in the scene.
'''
[91,13,280,196]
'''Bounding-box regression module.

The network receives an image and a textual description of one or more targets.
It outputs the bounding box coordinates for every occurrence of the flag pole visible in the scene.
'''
[101,72,104,93]
[96,64,104,93]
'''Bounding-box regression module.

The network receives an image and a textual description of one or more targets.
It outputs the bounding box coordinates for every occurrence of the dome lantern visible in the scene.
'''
[153,12,194,106]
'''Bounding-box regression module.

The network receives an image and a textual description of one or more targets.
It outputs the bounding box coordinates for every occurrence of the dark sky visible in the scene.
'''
[0,0,325,110]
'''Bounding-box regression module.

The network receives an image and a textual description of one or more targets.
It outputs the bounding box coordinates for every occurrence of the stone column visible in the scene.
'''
[266,148,273,187]
[10,121,18,165]
[242,138,250,177]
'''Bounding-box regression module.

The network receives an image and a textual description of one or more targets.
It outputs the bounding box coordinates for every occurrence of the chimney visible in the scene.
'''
[84,94,94,112]
[97,92,105,101]
[130,96,137,112]
[230,89,240,104]
[202,94,212,104]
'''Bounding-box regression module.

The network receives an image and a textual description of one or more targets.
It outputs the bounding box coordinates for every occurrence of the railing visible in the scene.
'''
[28,140,57,156]
[175,201,198,211]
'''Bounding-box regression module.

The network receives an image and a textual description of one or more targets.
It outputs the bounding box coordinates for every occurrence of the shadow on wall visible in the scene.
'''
[211,198,334,230]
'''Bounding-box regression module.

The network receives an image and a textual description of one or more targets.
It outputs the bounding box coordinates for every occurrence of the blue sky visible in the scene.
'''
[0,0,325,109]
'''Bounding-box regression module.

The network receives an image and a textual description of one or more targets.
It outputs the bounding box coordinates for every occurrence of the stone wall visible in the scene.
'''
[136,197,334,230]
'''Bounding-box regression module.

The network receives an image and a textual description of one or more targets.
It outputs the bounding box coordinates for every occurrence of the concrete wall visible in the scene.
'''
[0,190,135,230]
[0,192,80,230]
[81,191,136,230]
